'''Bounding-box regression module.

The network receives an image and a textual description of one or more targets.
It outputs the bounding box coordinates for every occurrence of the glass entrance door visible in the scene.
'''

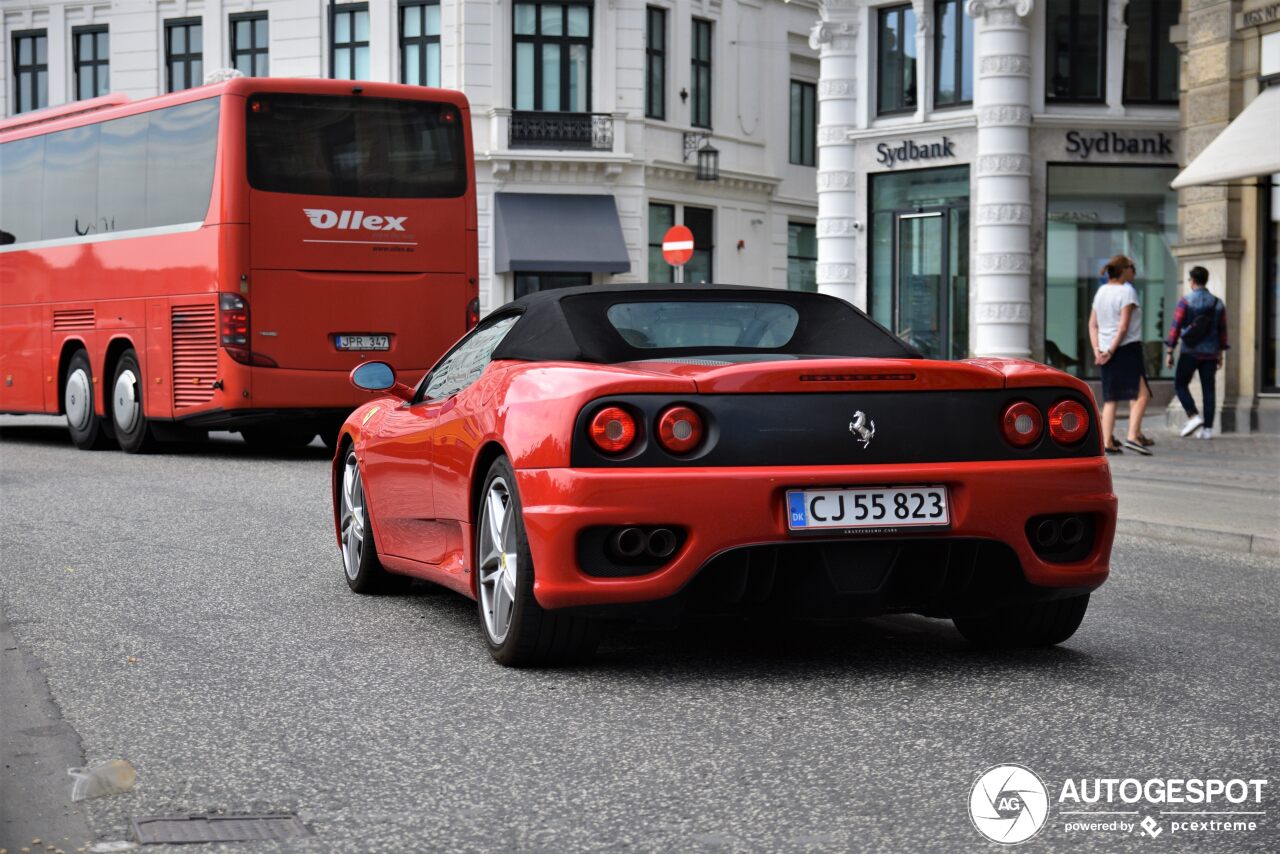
[892,207,968,359]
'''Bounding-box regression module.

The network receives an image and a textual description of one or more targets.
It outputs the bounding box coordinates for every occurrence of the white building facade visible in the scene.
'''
[1,0,826,313]
[811,0,1183,382]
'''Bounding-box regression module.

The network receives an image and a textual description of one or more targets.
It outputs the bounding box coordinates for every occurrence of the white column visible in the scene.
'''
[1105,0,1129,112]
[810,1,860,307]
[966,0,1034,358]
[912,0,933,122]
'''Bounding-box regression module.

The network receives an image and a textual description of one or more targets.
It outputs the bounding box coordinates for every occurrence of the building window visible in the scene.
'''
[73,26,109,101]
[646,7,666,120]
[1046,0,1105,102]
[877,5,917,116]
[165,19,203,92]
[1264,177,1280,392]
[789,81,816,167]
[401,1,441,87]
[231,14,269,77]
[684,205,714,283]
[331,4,370,80]
[933,0,973,108]
[691,19,712,128]
[12,31,47,113]
[1124,0,1179,104]
[1045,164,1179,379]
[514,272,590,298]
[648,203,675,282]
[788,223,817,292]
[513,1,593,112]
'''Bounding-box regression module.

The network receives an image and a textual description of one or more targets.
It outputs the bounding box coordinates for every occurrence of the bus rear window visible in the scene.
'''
[245,94,466,199]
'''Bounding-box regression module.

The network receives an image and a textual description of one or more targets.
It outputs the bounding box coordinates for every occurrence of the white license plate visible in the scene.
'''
[786,486,950,532]
[335,335,390,351]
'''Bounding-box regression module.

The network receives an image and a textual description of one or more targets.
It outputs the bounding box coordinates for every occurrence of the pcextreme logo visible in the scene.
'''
[303,209,407,231]
[968,765,1270,843]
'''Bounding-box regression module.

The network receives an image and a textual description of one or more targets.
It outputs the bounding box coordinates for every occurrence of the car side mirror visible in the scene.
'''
[349,362,414,402]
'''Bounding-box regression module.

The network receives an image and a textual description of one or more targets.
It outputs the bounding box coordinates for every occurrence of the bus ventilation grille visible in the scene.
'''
[172,304,218,409]
[52,309,95,331]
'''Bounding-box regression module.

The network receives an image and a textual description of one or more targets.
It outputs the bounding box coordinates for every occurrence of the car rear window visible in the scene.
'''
[605,301,801,349]
[245,94,466,198]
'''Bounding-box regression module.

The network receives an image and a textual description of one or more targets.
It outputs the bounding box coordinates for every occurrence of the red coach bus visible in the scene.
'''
[0,78,478,452]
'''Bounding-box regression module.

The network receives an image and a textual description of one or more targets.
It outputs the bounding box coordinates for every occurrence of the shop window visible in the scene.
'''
[331,4,370,80]
[648,202,676,283]
[231,13,269,77]
[646,7,666,120]
[691,19,713,128]
[513,1,593,112]
[788,223,817,292]
[73,26,109,101]
[877,4,917,116]
[684,206,714,283]
[514,272,590,298]
[401,2,441,87]
[1264,176,1280,392]
[1124,0,1179,104]
[933,0,973,108]
[1046,0,1105,102]
[165,19,203,93]
[12,30,48,113]
[1044,164,1179,380]
[790,81,816,166]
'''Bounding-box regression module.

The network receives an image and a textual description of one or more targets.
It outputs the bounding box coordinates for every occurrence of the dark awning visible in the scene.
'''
[494,193,631,274]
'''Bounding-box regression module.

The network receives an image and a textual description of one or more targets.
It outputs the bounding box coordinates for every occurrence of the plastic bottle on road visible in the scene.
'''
[68,759,137,801]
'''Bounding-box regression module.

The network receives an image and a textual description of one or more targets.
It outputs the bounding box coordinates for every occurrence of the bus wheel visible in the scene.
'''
[64,350,113,450]
[239,423,318,450]
[111,350,156,454]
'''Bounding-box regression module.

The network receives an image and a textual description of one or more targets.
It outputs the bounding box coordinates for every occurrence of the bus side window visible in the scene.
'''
[98,114,148,233]
[42,124,99,240]
[0,137,44,244]
[146,99,218,227]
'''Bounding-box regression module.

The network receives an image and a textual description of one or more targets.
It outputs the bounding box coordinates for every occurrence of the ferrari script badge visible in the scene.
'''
[849,411,875,448]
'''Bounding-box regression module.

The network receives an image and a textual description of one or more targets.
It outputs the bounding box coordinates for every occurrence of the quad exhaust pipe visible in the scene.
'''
[607,526,680,561]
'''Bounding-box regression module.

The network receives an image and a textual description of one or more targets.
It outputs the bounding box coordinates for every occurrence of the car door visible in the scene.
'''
[364,313,520,563]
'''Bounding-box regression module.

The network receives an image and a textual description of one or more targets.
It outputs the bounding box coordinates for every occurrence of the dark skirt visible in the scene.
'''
[1100,341,1145,402]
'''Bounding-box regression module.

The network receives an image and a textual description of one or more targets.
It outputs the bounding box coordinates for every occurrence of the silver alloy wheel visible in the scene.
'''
[112,368,140,433]
[340,452,366,581]
[478,476,519,644]
[65,368,92,431]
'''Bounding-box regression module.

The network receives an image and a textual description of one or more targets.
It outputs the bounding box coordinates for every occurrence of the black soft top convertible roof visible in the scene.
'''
[489,284,921,363]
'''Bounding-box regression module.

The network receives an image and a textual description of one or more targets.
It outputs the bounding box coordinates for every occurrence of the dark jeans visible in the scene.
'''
[1174,353,1217,429]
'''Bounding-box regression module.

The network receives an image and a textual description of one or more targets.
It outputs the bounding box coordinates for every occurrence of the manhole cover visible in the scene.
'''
[132,814,309,844]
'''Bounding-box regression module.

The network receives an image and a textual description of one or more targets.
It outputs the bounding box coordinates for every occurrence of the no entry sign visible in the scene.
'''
[661,225,694,267]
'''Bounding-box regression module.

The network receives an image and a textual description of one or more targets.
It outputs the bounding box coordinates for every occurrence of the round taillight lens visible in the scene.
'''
[656,405,704,454]
[589,406,637,454]
[1048,399,1090,445]
[1001,401,1043,448]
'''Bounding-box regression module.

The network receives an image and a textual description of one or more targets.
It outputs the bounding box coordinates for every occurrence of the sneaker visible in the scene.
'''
[1197,427,1214,440]
[1180,414,1204,437]
[1123,438,1153,456]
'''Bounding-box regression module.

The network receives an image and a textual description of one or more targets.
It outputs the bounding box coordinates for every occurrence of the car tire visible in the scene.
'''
[953,594,1090,648]
[338,447,408,594]
[240,423,318,450]
[63,350,114,450]
[476,456,602,667]
[110,350,156,454]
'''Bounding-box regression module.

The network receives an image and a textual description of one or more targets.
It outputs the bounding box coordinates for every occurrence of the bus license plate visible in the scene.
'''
[335,335,390,351]
[786,486,950,532]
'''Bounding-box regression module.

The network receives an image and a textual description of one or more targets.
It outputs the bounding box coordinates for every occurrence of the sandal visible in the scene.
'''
[1136,432,1155,447]
[1104,435,1124,455]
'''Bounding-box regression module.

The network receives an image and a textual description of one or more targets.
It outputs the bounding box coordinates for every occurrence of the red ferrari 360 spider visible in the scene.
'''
[332,285,1116,666]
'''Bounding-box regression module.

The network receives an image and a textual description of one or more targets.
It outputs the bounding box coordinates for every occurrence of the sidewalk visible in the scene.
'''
[1109,414,1280,556]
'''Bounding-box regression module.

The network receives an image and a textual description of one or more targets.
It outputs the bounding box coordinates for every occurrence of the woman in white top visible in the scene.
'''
[1088,253,1152,455]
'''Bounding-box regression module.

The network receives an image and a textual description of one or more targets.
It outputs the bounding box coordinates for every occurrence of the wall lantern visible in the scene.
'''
[683,132,720,182]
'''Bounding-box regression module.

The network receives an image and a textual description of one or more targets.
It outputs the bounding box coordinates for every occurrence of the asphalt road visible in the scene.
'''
[2,415,1277,853]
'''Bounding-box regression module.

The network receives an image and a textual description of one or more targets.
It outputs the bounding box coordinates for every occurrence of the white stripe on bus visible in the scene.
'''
[302,239,420,246]
[0,221,204,254]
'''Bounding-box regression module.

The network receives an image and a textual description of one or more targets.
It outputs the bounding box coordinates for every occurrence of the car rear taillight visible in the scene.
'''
[1001,401,1043,447]
[466,297,480,331]
[588,406,637,454]
[1048,399,1090,445]
[656,405,703,454]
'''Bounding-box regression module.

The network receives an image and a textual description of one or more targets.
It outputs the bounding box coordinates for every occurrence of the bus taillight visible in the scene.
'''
[220,293,251,363]
[466,297,480,331]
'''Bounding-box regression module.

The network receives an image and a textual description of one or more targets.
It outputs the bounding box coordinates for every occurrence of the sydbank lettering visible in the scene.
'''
[304,209,408,231]
[1064,130,1174,159]
[876,136,956,168]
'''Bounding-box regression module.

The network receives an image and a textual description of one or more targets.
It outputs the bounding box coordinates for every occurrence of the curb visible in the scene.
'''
[1117,518,1280,557]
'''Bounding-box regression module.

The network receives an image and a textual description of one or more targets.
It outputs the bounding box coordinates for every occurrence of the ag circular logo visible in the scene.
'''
[969,764,1050,844]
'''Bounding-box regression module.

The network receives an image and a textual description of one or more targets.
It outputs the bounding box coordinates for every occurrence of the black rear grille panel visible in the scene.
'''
[570,388,1100,467]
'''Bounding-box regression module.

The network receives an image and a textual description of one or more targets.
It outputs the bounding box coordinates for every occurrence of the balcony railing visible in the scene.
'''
[509,111,614,151]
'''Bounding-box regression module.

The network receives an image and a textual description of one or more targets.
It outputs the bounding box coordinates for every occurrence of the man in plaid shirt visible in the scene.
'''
[1165,266,1228,439]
